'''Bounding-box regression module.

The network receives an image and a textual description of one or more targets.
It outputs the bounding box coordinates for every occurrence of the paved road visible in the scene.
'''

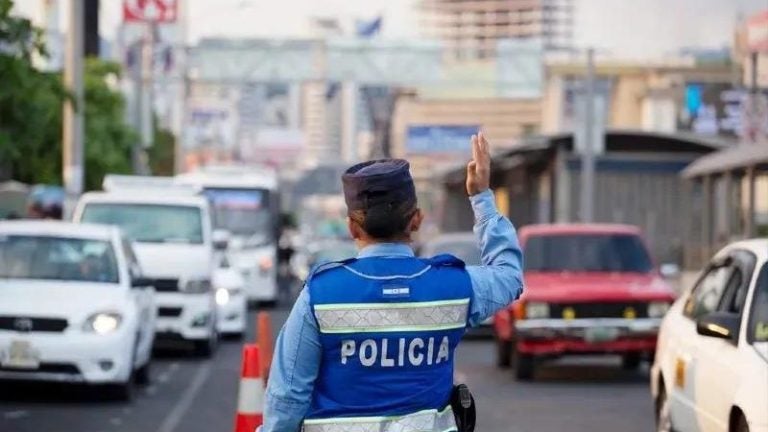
[0,308,654,432]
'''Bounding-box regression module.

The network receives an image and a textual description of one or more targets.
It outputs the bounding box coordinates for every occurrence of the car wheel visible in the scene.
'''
[655,384,674,432]
[103,380,133,402]
[733,413,749,432]
[135,360,151,385]
[513,347,535,381]
[194,331,218,357]
[622,353,642,370]
[496,337,512,368]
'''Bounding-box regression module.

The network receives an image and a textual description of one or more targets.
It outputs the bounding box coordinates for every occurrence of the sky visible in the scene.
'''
[13,0,768,60]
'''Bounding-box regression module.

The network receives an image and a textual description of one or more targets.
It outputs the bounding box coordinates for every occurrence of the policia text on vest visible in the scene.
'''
[340,336,451,367]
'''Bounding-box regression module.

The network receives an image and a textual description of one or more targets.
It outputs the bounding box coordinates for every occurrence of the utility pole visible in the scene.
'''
[63,0,84,218]
[579,47,596,223]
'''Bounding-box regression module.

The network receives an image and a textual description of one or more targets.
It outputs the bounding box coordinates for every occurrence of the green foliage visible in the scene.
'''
[149,120,176,176]
[0,0,138,190]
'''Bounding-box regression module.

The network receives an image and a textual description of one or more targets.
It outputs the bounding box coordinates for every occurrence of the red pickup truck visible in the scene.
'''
[494,224,677,380]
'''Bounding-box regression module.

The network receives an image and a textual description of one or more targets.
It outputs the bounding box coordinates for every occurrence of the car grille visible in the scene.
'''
[0,362,80,374]
[548,302,648,319]
[157,307,183,317]
[0,316,68,333]
[152,278,180,292]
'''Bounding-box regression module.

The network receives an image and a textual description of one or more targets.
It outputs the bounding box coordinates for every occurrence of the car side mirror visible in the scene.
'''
[131,276,152,288]
[660,263,680,279]
[212,229,231,251]
[696,312,740,341]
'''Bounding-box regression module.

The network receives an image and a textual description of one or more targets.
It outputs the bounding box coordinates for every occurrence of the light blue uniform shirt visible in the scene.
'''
[263,189,524,432]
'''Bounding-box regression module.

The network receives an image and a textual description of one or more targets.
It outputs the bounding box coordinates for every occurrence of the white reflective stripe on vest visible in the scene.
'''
[314,299,470,334]
[303,406,457,432]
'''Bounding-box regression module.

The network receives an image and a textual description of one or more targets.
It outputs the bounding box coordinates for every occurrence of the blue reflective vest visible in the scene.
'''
[305,254,472,429]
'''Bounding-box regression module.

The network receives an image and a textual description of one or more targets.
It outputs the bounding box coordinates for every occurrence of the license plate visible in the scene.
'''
[2,340,40,369]
[583,327,620,343]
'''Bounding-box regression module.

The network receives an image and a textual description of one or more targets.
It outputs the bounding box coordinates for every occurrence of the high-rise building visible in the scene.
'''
[418,0,573,60]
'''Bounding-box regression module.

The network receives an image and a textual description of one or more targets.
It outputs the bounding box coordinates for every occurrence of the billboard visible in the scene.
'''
[406,125,479,154]
[123,0,177,23]
[678,83,768,140]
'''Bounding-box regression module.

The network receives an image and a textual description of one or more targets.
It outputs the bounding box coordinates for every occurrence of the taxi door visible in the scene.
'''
[692,251,756,432]
[671,259,734,431]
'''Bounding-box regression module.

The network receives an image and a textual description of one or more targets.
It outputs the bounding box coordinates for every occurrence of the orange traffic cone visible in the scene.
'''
[234,344,264,432]
[256,312,273,383]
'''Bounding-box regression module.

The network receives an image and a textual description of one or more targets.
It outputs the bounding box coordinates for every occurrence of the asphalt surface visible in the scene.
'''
[0,305,654,432]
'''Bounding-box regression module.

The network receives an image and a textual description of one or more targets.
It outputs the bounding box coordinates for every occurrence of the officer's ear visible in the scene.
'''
[407,209,424,234]
[347,216,365,241]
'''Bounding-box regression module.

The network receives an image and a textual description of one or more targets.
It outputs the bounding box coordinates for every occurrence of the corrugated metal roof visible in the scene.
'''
[681,144,768,178]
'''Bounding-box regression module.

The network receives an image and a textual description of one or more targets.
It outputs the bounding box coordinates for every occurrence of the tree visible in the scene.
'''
[0,0,136,190]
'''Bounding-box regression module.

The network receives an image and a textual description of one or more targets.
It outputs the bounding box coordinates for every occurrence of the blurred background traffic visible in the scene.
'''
[1,0,767,431]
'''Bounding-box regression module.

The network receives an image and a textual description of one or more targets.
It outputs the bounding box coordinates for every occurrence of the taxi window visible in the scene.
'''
[748,263,768,344]
[717,250,756,315]
[684,264,732,319]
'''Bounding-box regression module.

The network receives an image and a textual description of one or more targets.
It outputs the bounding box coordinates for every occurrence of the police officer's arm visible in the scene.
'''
[263,289,321,432]
[464,133,524,326]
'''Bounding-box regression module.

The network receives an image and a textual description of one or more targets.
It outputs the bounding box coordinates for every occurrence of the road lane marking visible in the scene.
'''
[110,417,123,426]
[156,363,211,432]
[3,410,28,420]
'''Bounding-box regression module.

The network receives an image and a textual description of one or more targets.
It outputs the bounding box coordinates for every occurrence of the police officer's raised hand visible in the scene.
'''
[466,132,491,196]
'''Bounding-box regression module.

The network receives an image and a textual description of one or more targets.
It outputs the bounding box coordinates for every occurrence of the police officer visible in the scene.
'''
[264,132,523,432]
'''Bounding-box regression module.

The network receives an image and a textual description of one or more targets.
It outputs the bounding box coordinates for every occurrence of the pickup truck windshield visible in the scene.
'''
[525,233,653,273]
[81,203,204,244]
[0,235,119,283]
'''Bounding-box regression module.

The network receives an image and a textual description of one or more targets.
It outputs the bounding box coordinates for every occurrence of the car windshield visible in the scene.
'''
[749,263,768,344]
[524,233,653,273]
[0,235,119,283]
[203,188,272,237]
[81,203,204,244]
[425,239,481,265]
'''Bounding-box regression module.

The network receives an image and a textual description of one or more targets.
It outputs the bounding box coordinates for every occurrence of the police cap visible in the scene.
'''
[342,159,416,211]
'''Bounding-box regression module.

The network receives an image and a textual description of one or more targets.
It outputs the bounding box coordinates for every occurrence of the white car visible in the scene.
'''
[0,221,156,400]
[212,243,248,336]
[73,177,219,356]
[651,239,768,432]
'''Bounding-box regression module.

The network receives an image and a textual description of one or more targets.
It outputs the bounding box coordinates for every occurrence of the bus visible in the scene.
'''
[176,165,280,305]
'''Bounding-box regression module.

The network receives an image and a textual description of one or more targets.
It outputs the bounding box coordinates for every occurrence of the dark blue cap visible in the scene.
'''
[342,159,417,211]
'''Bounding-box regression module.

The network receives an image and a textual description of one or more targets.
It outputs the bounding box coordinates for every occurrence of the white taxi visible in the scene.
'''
[651,239,768,432]
[0,221,156,400]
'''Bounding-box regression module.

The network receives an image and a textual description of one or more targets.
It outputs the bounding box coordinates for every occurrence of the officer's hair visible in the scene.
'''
[349,200,417,241]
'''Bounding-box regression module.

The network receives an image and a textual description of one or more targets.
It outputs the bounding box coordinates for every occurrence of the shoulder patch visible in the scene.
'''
[425,253,466,268]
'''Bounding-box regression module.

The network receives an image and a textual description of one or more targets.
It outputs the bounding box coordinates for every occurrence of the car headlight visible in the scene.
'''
[648,302,671,318]
[83,312,122,335]
[184,278,212,294]
[215,288,230,306]
[526,302,550,319]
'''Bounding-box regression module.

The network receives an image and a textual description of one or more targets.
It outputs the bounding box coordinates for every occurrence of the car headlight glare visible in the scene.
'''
[648,301,671,318]
[84,312,122,334]
[184,278,212,294]
[526,302,550,319]
[215,288,230,306]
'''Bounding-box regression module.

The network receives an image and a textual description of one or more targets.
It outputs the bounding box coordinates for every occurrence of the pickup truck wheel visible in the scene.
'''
[513,350,535,381]
[622,353,642,370]
[496,337,512,368]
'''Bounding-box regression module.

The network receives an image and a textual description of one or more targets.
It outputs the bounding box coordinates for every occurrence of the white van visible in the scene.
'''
[176,166,279,305]
[72,176,219,356]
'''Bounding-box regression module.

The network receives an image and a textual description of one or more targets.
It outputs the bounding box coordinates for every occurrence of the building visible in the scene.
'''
[418,0,573,60]
[541,60,739,136]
